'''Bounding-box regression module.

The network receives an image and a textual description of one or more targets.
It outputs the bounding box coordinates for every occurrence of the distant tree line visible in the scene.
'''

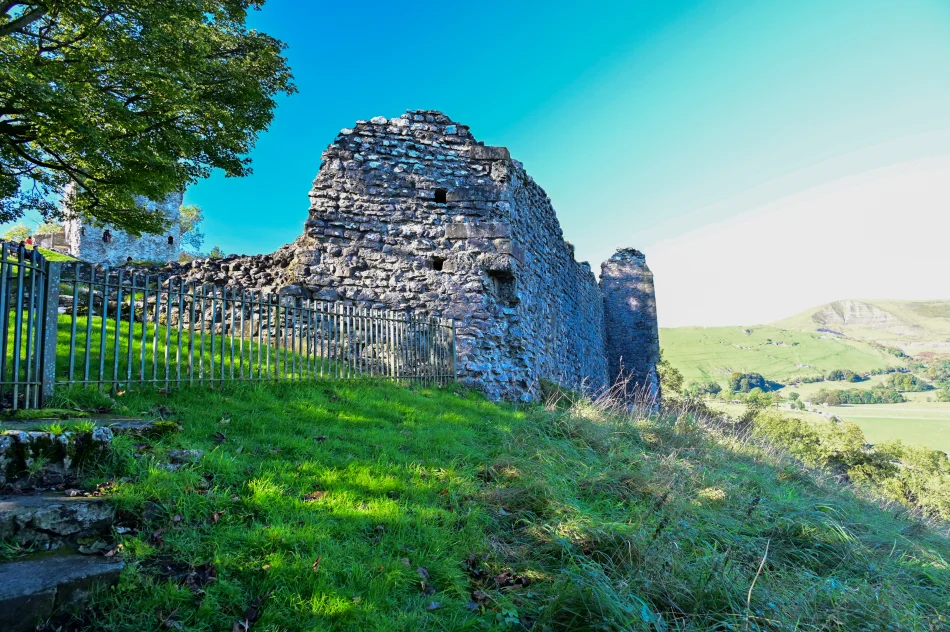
[810,388,906,405]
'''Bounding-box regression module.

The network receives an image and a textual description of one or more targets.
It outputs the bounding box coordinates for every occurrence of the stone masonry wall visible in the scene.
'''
[156,111,657,401]
[600,248,661,402]
[64,192,182,267]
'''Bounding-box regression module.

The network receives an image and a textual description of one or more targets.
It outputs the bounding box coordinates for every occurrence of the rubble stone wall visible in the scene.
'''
[155,111,658,401]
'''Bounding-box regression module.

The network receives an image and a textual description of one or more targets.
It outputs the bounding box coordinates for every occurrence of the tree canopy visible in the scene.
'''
[179,203,205,253]
[0,1,295,234]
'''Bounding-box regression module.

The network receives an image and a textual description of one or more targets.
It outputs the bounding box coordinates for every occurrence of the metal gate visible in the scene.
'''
[0,243,60,410]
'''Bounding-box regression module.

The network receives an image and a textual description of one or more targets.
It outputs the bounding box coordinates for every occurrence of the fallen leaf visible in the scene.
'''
[400,558,411,567]
[172,514,183,523]
[211,510,226,524]
[312,556,322,573]
[303,490,326,502]
[233,591,270,632]
[426,601,442,611]
[417,567,430,581]
[213,431,227,444]
[314,435,327,443]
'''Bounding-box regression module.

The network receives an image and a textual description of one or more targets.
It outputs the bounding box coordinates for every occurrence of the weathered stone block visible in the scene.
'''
[471,145,511,161]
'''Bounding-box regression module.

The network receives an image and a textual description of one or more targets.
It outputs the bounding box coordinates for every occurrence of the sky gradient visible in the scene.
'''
[8,0,950,326]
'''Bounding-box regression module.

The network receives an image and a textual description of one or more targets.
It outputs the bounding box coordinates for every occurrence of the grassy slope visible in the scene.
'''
[658,325,899,384]
[52,381,950,631]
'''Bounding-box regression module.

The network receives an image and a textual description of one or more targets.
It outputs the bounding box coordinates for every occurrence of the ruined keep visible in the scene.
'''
[63,192,183,266]
[600,248,661,398]
[165,110,660,401]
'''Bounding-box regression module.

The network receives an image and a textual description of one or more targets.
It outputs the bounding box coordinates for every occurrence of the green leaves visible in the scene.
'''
[0,1,295,233]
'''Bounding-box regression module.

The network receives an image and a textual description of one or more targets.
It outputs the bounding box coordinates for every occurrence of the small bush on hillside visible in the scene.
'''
[728,371,780,393]
[685,380,721,397]
[885,372,933,391]
[826,369,864,382]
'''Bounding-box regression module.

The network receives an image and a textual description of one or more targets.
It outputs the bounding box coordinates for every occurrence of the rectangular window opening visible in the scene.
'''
[432,256,445,271]
[434,188,448,204]
[487,270,518,306]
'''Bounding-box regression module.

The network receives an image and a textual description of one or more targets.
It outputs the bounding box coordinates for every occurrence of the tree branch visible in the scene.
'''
[0,5,45,38]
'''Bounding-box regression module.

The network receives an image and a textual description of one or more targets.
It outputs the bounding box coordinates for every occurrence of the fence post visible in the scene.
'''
[39,261,62,405]
[450,318,457,382]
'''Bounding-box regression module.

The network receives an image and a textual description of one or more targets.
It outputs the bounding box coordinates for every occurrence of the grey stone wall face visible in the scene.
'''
[64,193,183,266]
[159,111,658,401]
[282,110,609,399]
[600,248,661,400]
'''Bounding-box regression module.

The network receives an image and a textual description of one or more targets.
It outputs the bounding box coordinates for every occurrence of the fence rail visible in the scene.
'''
[0,244,456,409]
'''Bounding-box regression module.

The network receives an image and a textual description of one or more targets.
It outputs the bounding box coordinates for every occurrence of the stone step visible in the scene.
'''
[0,552,124,632]
[0,427,113,487]
[0,493,115,549]
[2,417,157,434]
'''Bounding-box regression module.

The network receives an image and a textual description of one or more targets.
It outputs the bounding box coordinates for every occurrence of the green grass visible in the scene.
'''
[51,314,347,387]
[659,325,900,384]
[49,381,950,631]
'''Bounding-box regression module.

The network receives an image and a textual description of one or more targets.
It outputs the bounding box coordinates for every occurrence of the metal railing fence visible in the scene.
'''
[0,244,456,409]
[0,243,57,409]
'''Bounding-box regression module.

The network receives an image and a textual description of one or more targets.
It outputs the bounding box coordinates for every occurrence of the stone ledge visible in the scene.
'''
[0,494,115,548]
[470,145,510,161]
[0,553,124,632]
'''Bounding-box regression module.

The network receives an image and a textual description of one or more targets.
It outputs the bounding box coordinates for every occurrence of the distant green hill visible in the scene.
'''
[775,299,950,358]
[661,299,950,385]
[659,325,900,384]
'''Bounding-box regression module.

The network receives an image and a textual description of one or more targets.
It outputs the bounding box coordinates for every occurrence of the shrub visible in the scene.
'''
[884,373,933,392]
[728,372,780,393]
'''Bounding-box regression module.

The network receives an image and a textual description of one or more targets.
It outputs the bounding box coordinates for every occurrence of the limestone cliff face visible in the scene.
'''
[811,301,924,336]
[600,248,660,403]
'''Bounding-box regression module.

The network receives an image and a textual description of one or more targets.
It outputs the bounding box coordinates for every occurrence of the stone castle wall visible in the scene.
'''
[600,248,660,400]
[64,192,183,266]
[158,110,658,401]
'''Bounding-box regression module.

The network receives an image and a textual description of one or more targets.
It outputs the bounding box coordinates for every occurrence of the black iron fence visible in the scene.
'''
[1,244,456,410]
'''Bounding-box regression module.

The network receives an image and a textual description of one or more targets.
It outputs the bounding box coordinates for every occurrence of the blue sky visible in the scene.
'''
[9,0,950,325]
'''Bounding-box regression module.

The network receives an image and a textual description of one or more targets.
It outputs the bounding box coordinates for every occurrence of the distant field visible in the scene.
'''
[834,402,950,453]
[659,325,899,384]
[710,400,950,454]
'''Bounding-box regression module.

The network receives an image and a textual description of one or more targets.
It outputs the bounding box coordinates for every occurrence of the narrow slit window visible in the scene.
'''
[102,230,112,244]
[434,188,447,203]
[168,235,175,245]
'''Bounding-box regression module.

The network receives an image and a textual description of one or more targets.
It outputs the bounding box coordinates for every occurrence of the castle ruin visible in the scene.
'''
[63,191,183,266]
[166,110,660,401]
